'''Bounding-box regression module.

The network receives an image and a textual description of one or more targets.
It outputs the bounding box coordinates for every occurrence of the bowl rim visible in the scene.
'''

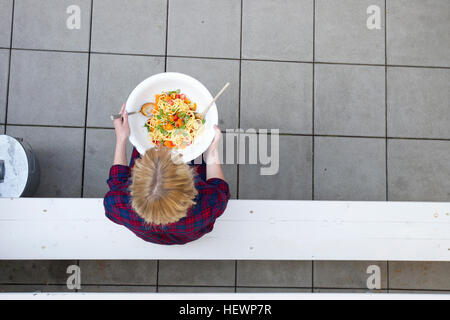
[125,72,218,162]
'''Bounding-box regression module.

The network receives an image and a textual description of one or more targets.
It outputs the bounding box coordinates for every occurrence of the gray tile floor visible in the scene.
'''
[1,0,450,293]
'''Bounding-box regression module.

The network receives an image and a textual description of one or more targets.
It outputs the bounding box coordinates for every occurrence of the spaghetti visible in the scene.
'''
[142,89,205,149]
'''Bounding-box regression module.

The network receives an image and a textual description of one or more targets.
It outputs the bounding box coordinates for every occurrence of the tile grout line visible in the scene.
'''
[6,48,450,70]
[6,123,450,142]
[312,0,316,292]
[312,0,316,202]
[387,261,390,291]
[80,0,94,198]
[234,260,238,293]
[5,47,450,70]
[164,0,169,72]
[157,0,169,292]
[3,0,15,134]
[236,0,243,202]
[156,260,159,293]
[234,0,244,293]
[385,0,389,290]
[385,0,388,202]
[4,282,424,292]
[7,285,450,293]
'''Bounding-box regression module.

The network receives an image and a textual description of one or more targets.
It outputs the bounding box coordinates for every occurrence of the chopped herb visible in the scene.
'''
[166,89,181,95]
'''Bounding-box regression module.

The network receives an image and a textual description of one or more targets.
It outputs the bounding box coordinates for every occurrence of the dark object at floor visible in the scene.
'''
[0,135,40,197]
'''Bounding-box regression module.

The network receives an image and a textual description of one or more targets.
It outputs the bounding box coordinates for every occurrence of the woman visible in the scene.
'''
[103,105,230,245]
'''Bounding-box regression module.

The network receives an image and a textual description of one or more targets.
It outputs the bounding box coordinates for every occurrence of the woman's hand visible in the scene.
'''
[205,125,222,164]
[114,104,130,144]
[205,125,224,180]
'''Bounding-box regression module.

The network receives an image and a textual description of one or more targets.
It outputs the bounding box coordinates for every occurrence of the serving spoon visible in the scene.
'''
[195,82,230,121]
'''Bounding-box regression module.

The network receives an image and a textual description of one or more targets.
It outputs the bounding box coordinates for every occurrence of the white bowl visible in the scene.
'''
[125,72,218,162]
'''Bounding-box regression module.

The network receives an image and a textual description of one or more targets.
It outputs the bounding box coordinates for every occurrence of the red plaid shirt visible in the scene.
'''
[103,148,230,245]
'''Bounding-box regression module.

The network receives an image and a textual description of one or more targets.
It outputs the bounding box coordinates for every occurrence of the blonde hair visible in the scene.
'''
[130,147,197,225]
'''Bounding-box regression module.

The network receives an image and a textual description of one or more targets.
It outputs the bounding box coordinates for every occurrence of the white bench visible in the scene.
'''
[1,198,450,261]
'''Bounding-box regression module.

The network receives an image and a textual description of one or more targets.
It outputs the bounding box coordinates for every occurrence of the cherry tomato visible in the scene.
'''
[180,94,186,100]
[164,140,175,148]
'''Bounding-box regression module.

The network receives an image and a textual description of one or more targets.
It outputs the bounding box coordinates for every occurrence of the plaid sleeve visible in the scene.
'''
[204,178,230,219]
[107,165,131,191]
[104,165,132,227]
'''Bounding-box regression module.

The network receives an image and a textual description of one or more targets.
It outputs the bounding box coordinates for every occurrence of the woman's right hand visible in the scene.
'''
[205,125,222,164]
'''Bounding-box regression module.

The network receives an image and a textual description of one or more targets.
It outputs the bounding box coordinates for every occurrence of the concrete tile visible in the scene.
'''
[387,67,450,139]
[313,288,387,293]
[168,0,241,58]
[239,135,312,200]
[166,57,240,130]
[83,128,133,198]
[158,286,234,293]
[240,61,312,134]
[87,53,164,128]
[0,285,71,292]
[79,260,158,285]
[219,130,238,199]
[13,0,91,51]
[222,164,237,200]
[237,287,311,293]
[236,261,312,287]
[387,0,450,67]
[8,50,88,126]
[313,261,388,289]
[242,0,313,61]
[6,125,84,197]
[389,289,450,294]
[0,125,4,133]
[314,137,386,201]
[91,0,166,55]
[315,64,385,136]
[158,260,235,286]
[0,260,77,284]
[0,0,13,47]
[315,0,385,64]
[388,139,450,201]
[389,262,450,290]
[80,285,156,292]
[0,49,9,123]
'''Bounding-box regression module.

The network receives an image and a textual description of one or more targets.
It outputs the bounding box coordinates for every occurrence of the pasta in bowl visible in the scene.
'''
[142,89,205,149]
[126,72,218,162]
